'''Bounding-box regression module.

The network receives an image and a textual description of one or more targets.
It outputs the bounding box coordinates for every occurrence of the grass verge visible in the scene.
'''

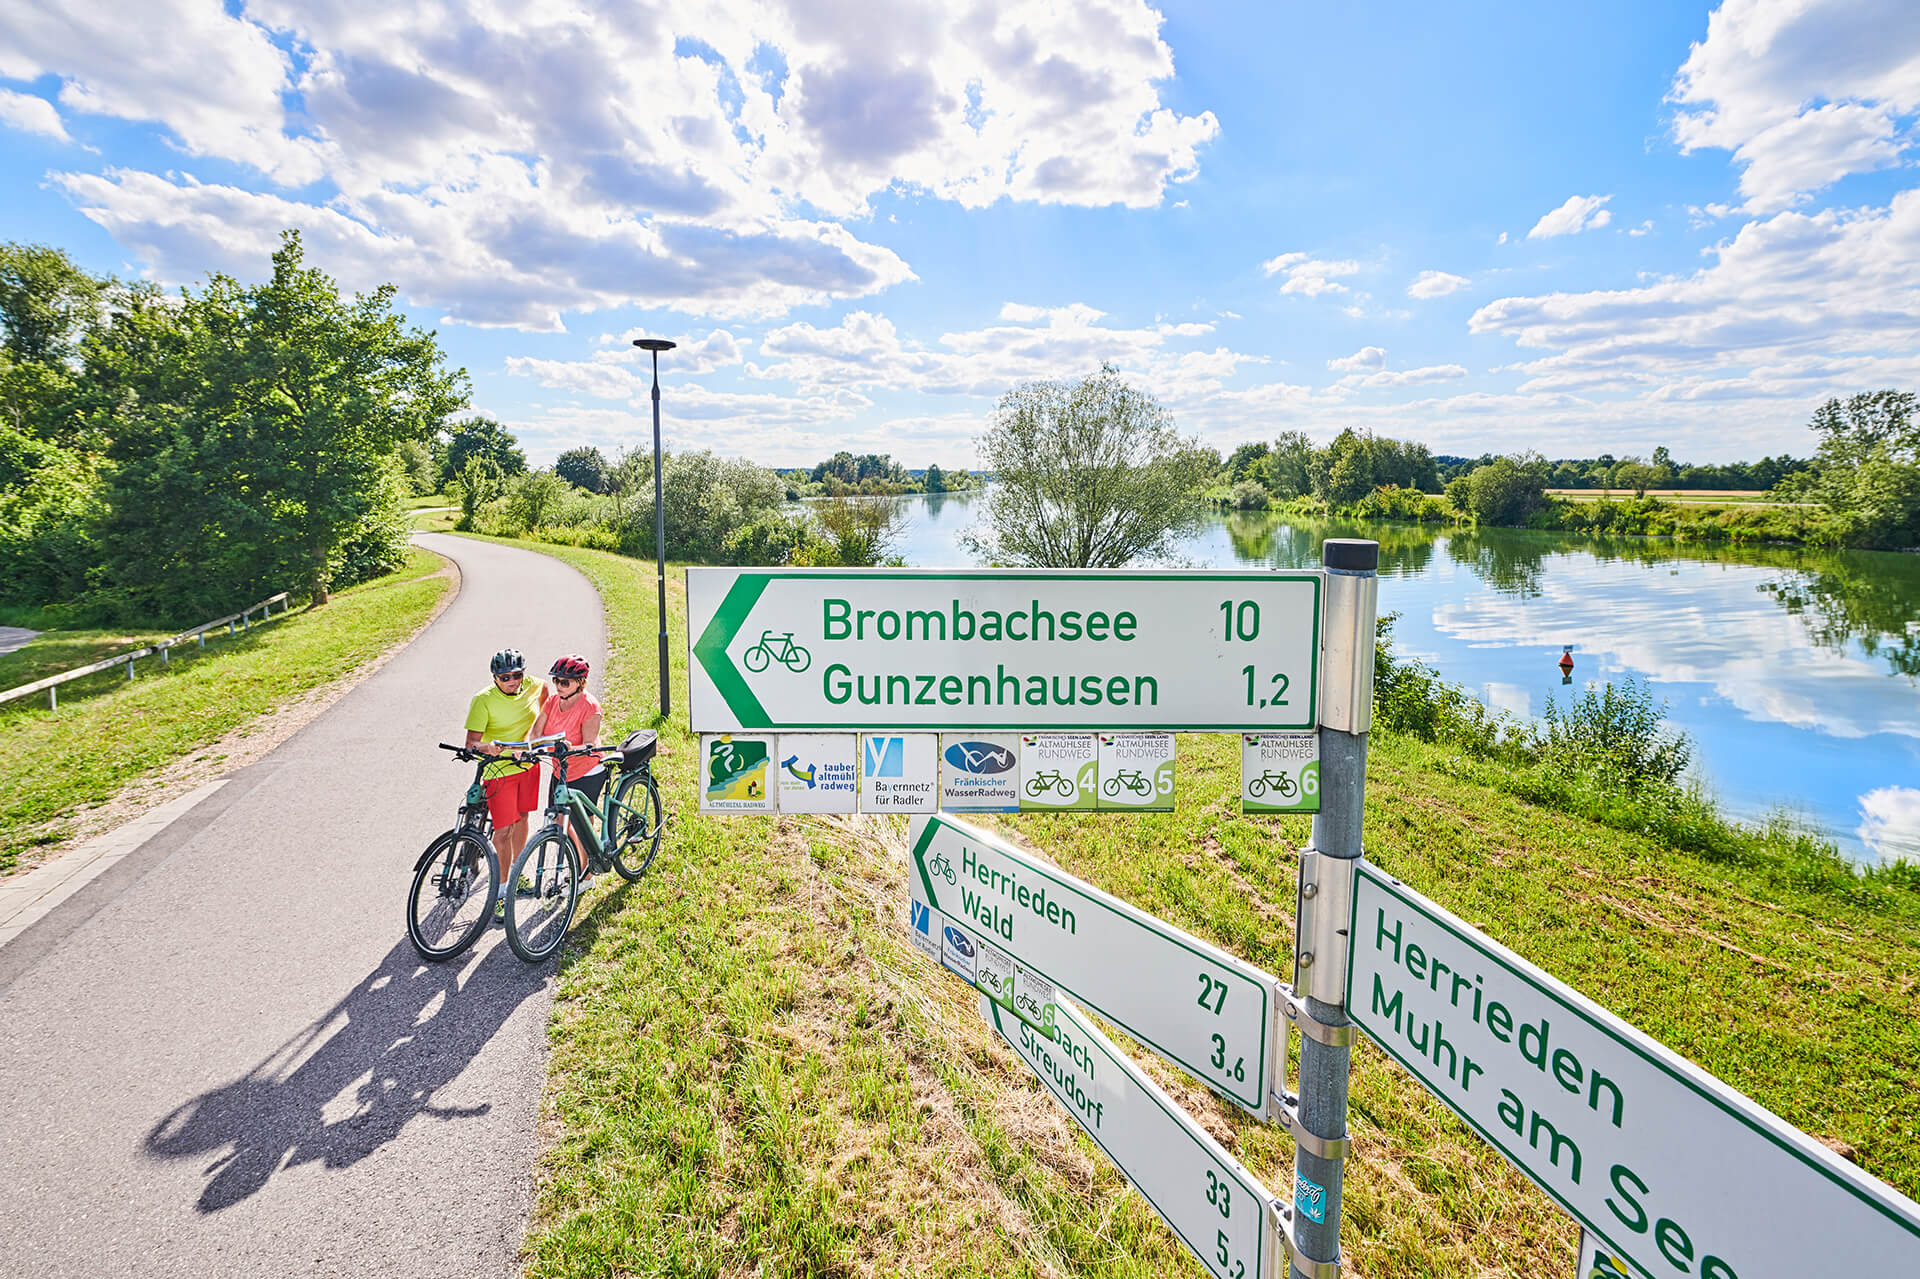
[0,623,175,691]
[0,548,451,872]
[491,537,1918,1278]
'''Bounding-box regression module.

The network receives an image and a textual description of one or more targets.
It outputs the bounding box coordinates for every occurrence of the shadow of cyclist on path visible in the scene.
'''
[144,933,550,1213]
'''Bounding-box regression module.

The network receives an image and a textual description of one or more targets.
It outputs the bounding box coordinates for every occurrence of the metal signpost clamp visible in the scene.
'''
[1292,849,1356,1005]
[1270,1198,1343,1279]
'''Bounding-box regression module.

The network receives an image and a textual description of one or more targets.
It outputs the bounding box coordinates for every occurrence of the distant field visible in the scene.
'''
[1548,488,1810,506]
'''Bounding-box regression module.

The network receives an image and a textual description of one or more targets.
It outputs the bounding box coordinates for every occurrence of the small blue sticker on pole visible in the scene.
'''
[1295,1173,1326,1224]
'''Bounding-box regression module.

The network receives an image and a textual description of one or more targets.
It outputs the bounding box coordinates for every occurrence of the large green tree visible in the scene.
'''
[100,231,467,615]
[442,416,526,484]
[966,364,1215,567]
[555,444,609,492]
[0,244,112,602]
[1782,390,1920,547]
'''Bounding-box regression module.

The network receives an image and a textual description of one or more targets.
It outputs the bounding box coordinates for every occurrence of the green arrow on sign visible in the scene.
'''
[910,816,942,910]
[690,572,773,728]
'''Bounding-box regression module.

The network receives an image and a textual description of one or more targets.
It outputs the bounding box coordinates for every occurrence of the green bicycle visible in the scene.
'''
[501,730,667,963]
[406,744,503,962]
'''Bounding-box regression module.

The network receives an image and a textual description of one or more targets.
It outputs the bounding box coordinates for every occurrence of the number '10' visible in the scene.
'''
[1219,600,1260,642]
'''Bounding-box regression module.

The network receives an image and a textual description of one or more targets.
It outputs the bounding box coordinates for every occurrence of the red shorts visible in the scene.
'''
[483,768,540,828]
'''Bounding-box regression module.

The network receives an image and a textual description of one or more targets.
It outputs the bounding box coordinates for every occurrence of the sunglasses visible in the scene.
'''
[495,672,525,683]
[553,677,580,687]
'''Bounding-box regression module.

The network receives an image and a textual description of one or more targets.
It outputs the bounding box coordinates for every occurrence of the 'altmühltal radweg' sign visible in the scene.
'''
[684,556,1920,1279]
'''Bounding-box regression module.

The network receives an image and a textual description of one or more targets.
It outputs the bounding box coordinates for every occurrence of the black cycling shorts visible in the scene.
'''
[567,766,608,805]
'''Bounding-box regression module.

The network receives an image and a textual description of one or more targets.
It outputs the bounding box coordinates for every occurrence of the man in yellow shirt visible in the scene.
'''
[463,649,546,913]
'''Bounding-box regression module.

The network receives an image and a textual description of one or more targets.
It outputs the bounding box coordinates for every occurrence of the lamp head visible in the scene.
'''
[632,338,677,353]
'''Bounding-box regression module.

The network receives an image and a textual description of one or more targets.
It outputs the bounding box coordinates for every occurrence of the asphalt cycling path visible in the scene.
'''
[0,534,604,1278]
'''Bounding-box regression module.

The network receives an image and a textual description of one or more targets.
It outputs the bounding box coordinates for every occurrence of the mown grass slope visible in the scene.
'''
[505,539,1918,1279]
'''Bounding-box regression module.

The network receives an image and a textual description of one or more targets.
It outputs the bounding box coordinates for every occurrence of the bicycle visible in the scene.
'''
[1102,768,1151,798]
[929,848,957,884]
[1247,769,1298,799]
[1025,769,1076,799]
[406,745,503,962]
[741,630,811,673]
[501,730,669,963]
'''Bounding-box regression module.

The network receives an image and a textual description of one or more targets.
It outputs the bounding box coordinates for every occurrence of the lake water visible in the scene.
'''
[877,489,1920,864]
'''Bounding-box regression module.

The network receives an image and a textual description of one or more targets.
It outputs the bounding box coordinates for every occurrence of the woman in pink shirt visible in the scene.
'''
[531,654,605,886]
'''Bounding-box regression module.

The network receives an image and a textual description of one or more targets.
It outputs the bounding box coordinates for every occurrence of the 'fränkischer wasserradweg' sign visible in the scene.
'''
[686,569,1322,732]
[1347,860,1920,1279]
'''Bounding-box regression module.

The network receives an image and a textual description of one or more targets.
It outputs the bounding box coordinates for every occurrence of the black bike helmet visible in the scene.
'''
[549,654,590,681]
[489,648,525,676]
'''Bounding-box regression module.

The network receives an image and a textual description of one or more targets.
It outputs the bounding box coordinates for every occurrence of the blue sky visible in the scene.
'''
[4,0,1919,468]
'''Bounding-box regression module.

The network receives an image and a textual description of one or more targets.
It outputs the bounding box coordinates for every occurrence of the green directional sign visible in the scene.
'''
[909,813,1278,1117]
[985,993,1275,1279]
[686,568,1322,732]
[1349,860,1920,1279]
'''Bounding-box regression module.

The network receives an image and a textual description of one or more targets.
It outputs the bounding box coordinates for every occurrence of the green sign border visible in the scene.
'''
[916,815,1273,1114]
[987,997,1270,1279]
[1344,860,1920,1278]
[688,568,1323,732]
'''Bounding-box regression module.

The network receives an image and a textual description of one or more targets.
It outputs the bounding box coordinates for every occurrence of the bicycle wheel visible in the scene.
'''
[406,830,497,962]
[786,644,811,673]
[609,768,665,882]
[743,645,770,672]
[504,830,581,963]
[1055,777,1076,799]
[1248,778,1267,799]
[1102,777,1119,797]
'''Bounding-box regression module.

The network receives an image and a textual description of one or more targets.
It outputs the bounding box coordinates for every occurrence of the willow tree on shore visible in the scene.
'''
[965,364,1216,567]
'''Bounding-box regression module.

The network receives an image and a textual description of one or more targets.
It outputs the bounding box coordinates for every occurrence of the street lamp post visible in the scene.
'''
[633,337,677,721]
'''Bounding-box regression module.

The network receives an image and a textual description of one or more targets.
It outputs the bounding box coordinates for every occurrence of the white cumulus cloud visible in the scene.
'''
[1528,194,1614,239]
[1407,269,1469,299]
[1669,0,1920,211]
[0,87,70,141]
[1262,251,1361,296]
[1327,346,1387,372]
[15,0,1220,329]
[1472,188,1920,402]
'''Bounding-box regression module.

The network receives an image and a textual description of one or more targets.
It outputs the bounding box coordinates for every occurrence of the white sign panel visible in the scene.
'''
[1020,733,1097,812]
[698,734,776,814]
[858,733,938,813]
[1348,860,1920,1279]
[985,993,1275,1279]
[908,813,1277,1116]
[775,733,858,814]
[1240,732,1320,814]
[686,568,1323,732]
[1581,1228,1633,1279]
[1098,732,1175,811]
[939,733,1021,812]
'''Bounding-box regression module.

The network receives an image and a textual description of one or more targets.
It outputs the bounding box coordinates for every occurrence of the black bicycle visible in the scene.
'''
[406,744,503,962]
[503,730,666,963]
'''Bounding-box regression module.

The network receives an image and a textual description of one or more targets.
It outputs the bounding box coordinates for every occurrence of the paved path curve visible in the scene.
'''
[0,534,603,1278]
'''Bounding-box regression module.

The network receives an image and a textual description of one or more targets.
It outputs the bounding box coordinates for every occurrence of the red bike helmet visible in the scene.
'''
[549,654,590,682]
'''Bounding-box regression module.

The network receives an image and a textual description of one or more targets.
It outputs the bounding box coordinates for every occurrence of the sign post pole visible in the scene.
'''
[1289,539,1378,1279]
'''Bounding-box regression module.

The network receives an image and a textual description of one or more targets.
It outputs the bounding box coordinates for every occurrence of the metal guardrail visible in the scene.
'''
[0,592,294,710]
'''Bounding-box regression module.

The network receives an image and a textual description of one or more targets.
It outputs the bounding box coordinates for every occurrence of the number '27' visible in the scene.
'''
[1196,973,1228,1014]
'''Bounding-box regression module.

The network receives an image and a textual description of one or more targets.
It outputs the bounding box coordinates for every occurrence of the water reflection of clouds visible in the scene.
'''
[1859,787,1920,865]
[1429,556,1920,742]
[1484,682,1532,719]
